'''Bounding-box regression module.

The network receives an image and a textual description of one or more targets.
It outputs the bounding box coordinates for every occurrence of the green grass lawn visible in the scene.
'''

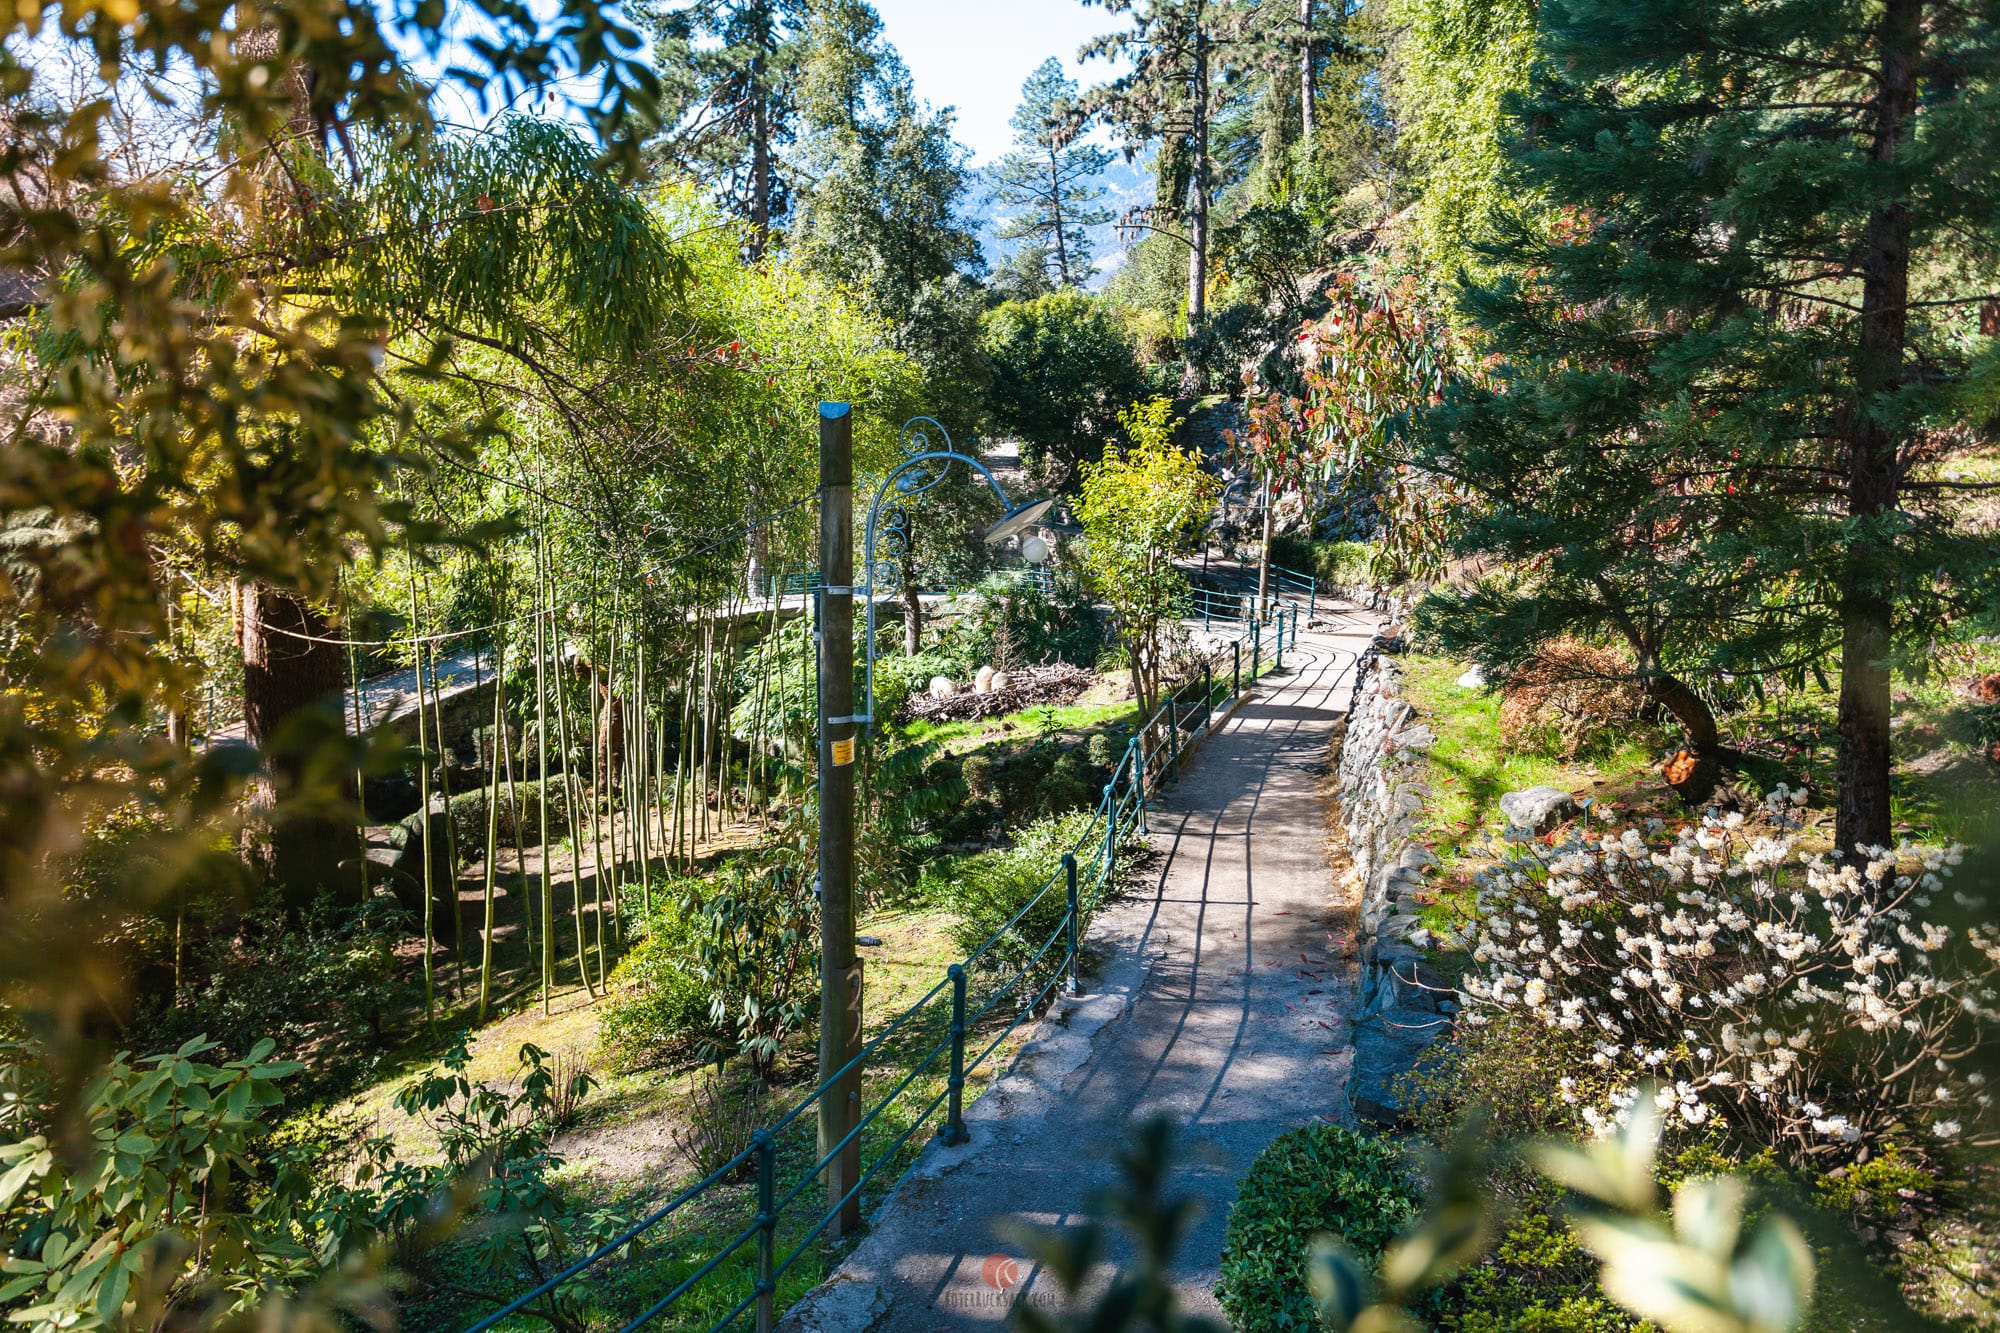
[897,696,1138,750]
[342,899,1084,1333]
[1393,645,2000,948]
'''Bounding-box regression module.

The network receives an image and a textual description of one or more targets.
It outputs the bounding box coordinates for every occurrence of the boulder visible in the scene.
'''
[383,796,458,942]
[1455,664,1487,689]
[928,676,956,700]
[974,665,995,695]
[990,669,1012,692]
[1499,785,1579,835]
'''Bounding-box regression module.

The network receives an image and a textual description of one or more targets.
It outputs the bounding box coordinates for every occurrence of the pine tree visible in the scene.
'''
[648,0,809,258]
[1413,0,2000,843]
[1082,0,1249,368]
[991,59,1113,289]
[789,0,985,420]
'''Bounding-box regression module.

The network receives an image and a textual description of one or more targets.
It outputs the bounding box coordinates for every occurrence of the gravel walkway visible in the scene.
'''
[798,608,1382,1332]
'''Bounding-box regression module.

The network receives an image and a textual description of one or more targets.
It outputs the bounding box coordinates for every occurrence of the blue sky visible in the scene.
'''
[871,0,1130,164]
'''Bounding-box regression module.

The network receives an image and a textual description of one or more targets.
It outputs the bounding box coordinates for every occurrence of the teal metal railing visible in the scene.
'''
[463,618,1289,1333]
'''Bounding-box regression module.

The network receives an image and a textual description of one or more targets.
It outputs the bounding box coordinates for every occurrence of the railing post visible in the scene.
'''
[1275,606,1285,672]
[1233,640,1241,698]
[1103,782,1117,879]
[1063,853,1080,995]
[754,1130,776,1333]
[1127,736,1147,835]
[941,964,968,1145]
[1204,663,1213,728]
[1166,696,1179,775]
[1252,619,1261,680]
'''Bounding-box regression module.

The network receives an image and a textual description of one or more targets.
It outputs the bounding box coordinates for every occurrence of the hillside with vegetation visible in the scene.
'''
[0,0,1996,1331]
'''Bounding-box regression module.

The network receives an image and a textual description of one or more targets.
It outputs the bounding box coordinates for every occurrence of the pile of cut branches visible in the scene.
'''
[899,663,1096,724]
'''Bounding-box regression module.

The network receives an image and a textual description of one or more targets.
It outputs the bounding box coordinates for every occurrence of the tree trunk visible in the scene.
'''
[1300,0,1317,144]
[239,584,359,915]
[901,544,923,655]
[1257,476,1274,617]
[1835,0,1921,856]
[1183,10,1210,387]
[1644,668,1724,805]
[1050,146,1071,286]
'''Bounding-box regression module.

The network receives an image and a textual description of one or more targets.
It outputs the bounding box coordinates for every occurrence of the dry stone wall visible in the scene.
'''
[1335,645,1455,1124]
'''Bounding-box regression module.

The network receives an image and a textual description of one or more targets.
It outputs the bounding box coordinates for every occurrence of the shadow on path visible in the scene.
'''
[818,610,1381,1332]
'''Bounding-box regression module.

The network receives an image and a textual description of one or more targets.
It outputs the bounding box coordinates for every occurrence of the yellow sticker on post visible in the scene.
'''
[831,737,855,766]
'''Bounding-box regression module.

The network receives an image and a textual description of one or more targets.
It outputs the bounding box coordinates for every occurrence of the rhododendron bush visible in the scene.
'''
[1456,789,1997,1161]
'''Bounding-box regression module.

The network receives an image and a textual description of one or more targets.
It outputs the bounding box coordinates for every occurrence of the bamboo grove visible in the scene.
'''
[379,533,829,1028]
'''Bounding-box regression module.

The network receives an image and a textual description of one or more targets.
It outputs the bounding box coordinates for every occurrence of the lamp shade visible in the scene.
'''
[981,497,1054,545]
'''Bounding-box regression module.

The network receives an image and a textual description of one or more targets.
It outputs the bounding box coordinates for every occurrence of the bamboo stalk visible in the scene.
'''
[676,652,694,870]
[534,533,553,1014]
[430,637,461,1001]
[549,543,597,999]
[347,582,370,907]
[406,554,434,1027]
[500,666,529,966]
[478,616,504,1023]
[587,583,608,990]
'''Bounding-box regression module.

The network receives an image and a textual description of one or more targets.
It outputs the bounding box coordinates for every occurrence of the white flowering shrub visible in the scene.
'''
[1457,787,1997,1160]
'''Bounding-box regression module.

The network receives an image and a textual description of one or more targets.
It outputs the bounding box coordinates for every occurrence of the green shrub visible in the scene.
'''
[942,809,1133,983]
[446,777,573,848]
[873,648,958,720]
[599,891,716,1072]
[1216,1123,1421,1333]
[130,898,413,1099]
[943,575,1104,672]
[681,861,818,1073]
[1420,1196,1640,1333]
[1266,536,1379,590]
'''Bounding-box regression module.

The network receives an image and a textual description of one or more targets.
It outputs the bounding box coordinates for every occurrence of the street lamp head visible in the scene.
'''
[982,497,1054,546]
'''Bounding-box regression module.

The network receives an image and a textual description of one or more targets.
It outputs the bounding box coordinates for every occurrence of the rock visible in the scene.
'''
[773,1278,892,1333]
[928,676,956,700]
[1455,664,1487,689]
[990,670,1012,692]
[1398,845,1438,871]
[384,796,455,941]
[1499,785,1579,835]
[974,665,995,695]
[1349,1010,1449,1125]
[1382,912,1426,942]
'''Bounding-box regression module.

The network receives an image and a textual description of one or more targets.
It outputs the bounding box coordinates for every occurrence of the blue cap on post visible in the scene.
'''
[818,401,851,418]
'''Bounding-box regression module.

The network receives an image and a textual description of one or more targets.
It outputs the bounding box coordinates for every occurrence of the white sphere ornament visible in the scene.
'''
[1021,535,1051,565]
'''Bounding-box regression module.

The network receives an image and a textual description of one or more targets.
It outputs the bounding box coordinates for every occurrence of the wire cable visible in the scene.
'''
[251,487,823,647]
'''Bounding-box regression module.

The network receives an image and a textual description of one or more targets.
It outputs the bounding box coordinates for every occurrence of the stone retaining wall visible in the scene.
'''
[1334,645,1455,1124]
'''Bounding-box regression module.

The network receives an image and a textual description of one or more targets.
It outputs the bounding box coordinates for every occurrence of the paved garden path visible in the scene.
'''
[803,607,1383,1332]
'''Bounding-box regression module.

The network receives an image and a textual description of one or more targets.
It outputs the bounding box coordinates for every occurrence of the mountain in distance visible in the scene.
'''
[966,148,1156,291]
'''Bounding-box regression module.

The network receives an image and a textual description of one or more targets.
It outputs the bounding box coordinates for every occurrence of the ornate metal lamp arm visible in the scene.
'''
[852,418,1019,729]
